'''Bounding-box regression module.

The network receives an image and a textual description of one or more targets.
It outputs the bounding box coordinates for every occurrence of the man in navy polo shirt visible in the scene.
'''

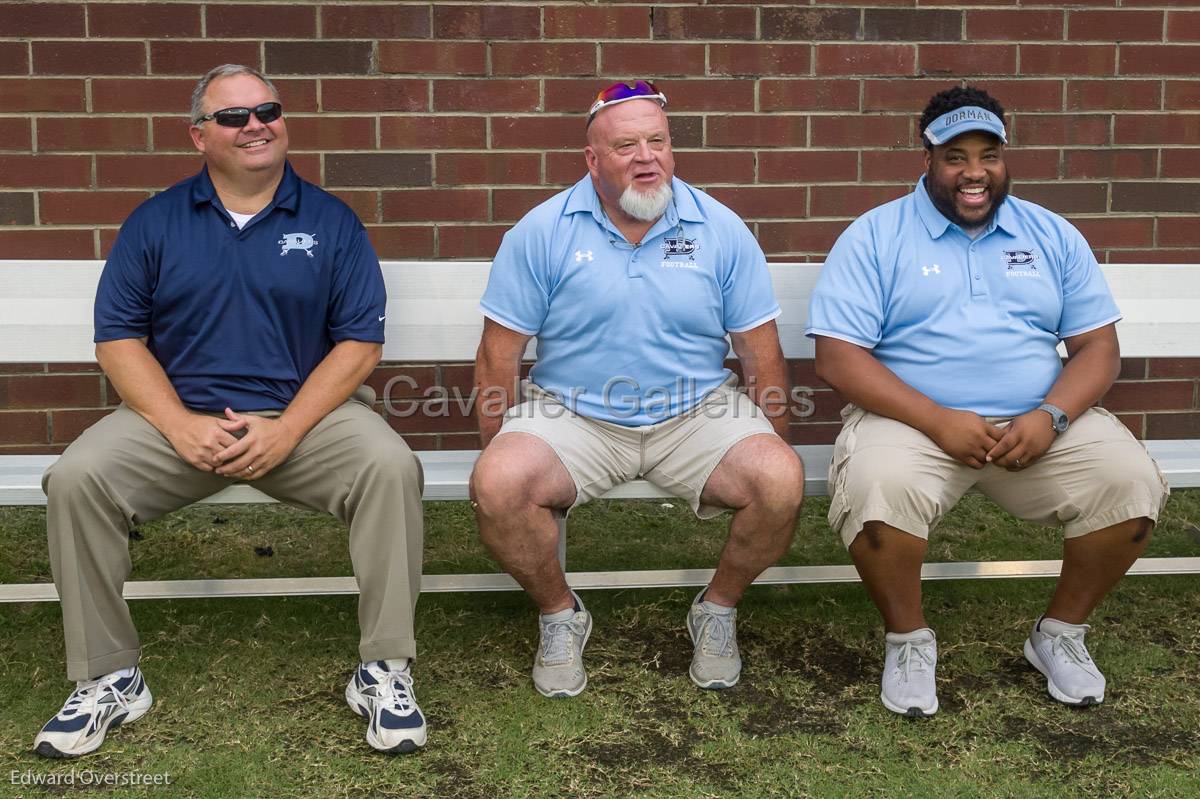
[808,86,1167,717]
[470,81,805,698]
[35,64,426,758]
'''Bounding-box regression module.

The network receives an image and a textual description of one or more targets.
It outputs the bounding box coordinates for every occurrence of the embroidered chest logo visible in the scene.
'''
[921,264,941,277]
[574,250,594,262]
[279,232,318,257]
[660,236,700,269]
[1003,249,1041,278]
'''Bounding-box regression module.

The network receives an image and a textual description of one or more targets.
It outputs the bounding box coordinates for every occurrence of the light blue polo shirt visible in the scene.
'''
[480,175,780,426]
[806,176,1120,417]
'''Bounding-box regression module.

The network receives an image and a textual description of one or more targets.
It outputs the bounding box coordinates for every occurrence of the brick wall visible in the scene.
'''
[2,2,1199,451]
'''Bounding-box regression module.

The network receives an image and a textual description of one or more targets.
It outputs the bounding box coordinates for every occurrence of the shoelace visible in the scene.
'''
[1050,632,1094,667]
[368,667,417,715]
[62,674,131,717]
[895,641,935,681]
[540,617,586,666]
[697,610,736,658]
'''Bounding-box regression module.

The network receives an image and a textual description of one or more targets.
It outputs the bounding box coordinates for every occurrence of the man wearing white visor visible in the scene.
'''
[808,86,1168,717]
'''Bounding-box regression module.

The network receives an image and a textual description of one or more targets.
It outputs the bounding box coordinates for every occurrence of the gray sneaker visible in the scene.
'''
[532,591,592,698]
[686,588,741,689]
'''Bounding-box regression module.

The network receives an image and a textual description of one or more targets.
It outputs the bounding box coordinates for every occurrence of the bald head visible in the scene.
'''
[584,97,675,226]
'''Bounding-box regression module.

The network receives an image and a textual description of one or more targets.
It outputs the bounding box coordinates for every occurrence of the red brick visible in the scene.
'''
[1112,183,1200,213]
[89,3,200,37]
[786,423,841,446]
[710,44,812,77]
[758,221,849,254]
[286,116,376,151]
[0,374,103,409]
[0,155,90,188]
[0,78,85,112]
[367,365,439,401]
[1114,413,1144,439]
[864,10,963,42]
[818,44,916,76]
[434,5,539,39]
[323,5,430,39]
[544,78,612,113]
[762,8,860,41]
[668,117,703,149]
[439,364,475,395]
[0,119,30,151]
[1158,218,1200,247]
[321,79,426,112]
[434,79,538,112]
[967,10,1064,41]
[863,79,956,112]
[0,192,35,225]
[1119,358,1148,380]
[665,80,755,113]
[761,79,857,111]
[1068,217,1154,249]
[0,3,84,36]
[0,412,47,446]
[326,154,431,187]
[382,189,488,222]
[34,42,145,76]
[148,117,193,152]
[861,150,928,182]
[672,150,756,184]
[601,43,704,77]
[1069,10,1163,42]
[968,80,1064,112]
[268,41,373,75]
[385,397,474,434]
[708,116,807,148]
[811,185,909,217]
[0,229,94,259]
[1161,149,1200,178]
[380,42,486,76]
[439,433,481,450]
[380,116,485,149]
[275,79,319,113]
[1102,381,1195,412]
[37,117,148,152]
[1067,80,1161,111]
[40,191,150,224]
[653,7,756,40]
[1064,149,1156,179]
[1120,45,1200,76]
[1021,44,1116,76]
[1003,148,1062,180]
[1016,182,1107,213]
[492,43,595,77]
[366,225,434,259]
[328,190,378,224]
[50,409,110,443]
[437,152,541,186]
[437,225,507,259]
[0,42,27,75]
[1168,11,1200,41]
[1165,80,1200,107]
[1013,114,1109,146]
[918,44,1017,76]
[491,117,580,150]
[1148,358,1200,378]
[95,154,202,188]
[546,151,588,185]
[492,188,560,222]
[545,7,648,39]
[1116,115,1200,145]
[207,4,316,38]
[705,187,806,220]
[813,115,910,148]
[91,78,192,113]
[151,42,260,75]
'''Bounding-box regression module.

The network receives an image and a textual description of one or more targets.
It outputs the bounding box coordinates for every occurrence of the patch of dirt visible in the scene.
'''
[423,759,489,799]
[1000,712,1200,767]
[574,730,736,795]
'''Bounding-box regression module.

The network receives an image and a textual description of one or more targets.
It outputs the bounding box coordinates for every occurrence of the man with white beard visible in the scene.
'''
[470,81,804,698]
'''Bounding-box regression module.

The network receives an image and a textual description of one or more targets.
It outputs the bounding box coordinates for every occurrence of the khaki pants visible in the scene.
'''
[43,387,423,681]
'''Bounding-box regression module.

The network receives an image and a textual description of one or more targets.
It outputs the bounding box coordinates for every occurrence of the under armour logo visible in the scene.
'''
[279,232,318,257]
[921,264,941,277]
[574,250,594,262]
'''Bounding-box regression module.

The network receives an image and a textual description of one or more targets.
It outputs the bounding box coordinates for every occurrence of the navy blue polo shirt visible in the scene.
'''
[94,162,386,411]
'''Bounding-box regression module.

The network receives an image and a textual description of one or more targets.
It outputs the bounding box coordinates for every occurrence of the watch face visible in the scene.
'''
[1053,412,1068,432]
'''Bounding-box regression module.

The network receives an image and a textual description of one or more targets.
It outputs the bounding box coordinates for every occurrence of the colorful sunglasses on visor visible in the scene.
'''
[587,81,667,125]
[193,101,283,128]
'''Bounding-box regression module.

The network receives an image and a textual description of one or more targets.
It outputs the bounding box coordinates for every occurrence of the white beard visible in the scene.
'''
[619,181,673,222]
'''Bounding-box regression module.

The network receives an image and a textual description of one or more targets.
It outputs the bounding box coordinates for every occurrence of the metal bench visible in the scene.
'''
[2,260,1198,602]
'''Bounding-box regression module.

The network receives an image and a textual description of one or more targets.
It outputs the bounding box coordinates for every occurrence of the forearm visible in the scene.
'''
[474,351,521,448]
[1045,339,1120,422]
[740,355,790,438]
[280,340,381,441]
[96,338,191,433]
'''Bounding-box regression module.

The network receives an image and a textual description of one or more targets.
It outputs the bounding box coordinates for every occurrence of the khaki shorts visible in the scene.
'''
[827,405,1170,548]
[495,376,777,519]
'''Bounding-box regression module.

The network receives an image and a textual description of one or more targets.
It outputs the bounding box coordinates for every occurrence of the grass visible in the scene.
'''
[0,492,1198,798]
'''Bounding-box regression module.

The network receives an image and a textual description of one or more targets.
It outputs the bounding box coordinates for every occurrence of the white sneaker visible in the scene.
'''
[345,659,427,753]
[532,591,591,698]
[881,628,938,717]
[1024,616,1106,706]
[34,667,153,758]
[686,588,741,689]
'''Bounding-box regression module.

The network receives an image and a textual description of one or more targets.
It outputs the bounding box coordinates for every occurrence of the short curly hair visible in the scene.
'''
[918,86,1005,148]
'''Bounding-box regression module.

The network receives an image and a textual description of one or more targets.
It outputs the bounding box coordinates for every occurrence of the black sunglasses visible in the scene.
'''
[194,101,283,128]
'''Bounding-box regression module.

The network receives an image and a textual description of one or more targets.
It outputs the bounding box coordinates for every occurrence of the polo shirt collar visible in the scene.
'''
[563,175,705,238]
[189,161,301,215]
[914,175,1016,241]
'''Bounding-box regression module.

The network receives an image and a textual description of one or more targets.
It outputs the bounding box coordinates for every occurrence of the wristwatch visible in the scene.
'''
[1037,403,1069,434]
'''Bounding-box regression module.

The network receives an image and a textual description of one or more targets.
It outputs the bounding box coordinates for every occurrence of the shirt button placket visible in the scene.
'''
[969,243,986,297]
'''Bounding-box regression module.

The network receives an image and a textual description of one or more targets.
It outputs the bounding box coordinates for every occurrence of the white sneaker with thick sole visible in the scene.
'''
[532,591,592,698]
[686,588,741,689]
[345,659,427,753]
[1024,616,1106,706]
[34,667,153,758]
[881,628,938,718]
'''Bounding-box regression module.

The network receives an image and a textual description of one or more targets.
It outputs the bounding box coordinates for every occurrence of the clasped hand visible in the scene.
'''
[166,409,300,480]
[930,408,1055,470]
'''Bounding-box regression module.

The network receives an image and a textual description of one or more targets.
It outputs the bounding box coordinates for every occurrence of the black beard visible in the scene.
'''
[926,170,1011,229]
